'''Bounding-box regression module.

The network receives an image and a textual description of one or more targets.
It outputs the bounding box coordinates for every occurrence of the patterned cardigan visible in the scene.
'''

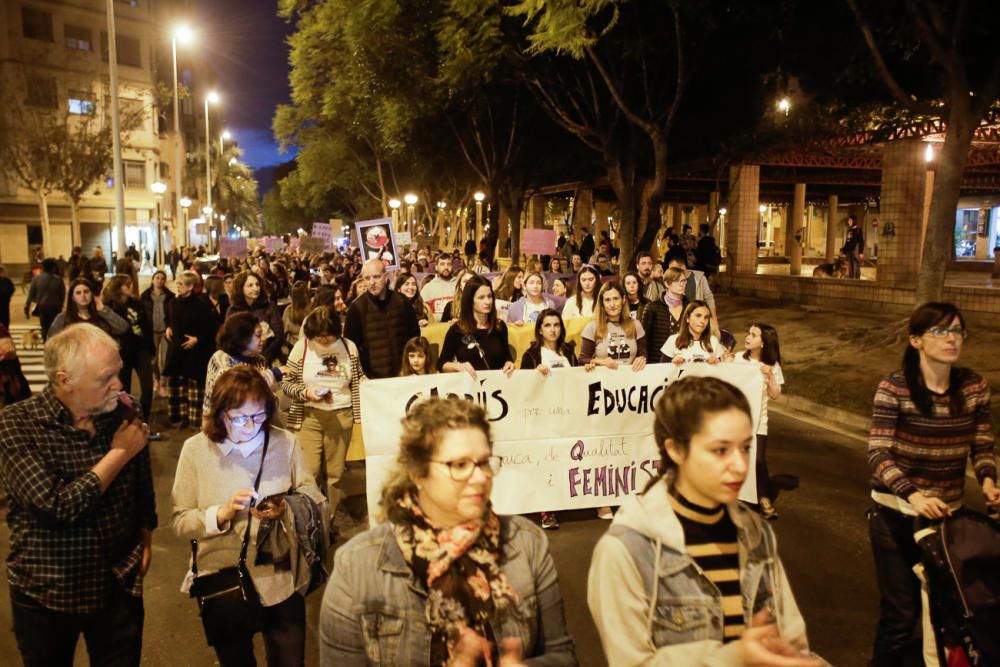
[281,336,364,431]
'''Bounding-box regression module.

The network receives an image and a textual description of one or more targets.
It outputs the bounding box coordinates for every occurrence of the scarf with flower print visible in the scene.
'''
[391,490,521,666]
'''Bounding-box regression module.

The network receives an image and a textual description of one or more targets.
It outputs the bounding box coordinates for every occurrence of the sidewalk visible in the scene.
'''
[714,293,1000,427]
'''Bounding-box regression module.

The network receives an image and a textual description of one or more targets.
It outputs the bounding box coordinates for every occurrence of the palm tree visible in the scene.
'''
[185,143,261,240]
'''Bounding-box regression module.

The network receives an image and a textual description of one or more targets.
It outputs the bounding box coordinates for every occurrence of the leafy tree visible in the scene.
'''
[185,144,262,238]
[846,0,1000,302]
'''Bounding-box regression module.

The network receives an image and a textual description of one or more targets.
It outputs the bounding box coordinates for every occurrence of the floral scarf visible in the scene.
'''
[392,490,521,666]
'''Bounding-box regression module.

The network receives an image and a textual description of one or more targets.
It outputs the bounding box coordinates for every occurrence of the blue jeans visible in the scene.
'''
[10,586,144,667]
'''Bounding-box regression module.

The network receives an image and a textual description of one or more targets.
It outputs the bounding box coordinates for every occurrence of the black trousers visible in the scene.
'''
[38,305,61,341]
[10,586,144,667]
[120,348,155,421]
[212,592,305,667]
[756,433,770,500]
[868,502,924,667]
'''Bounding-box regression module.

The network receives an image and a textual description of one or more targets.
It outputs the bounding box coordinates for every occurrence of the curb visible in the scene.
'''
[771,394,869,446]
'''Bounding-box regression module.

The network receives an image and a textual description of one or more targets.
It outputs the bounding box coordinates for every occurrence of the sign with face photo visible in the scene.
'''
[355,217,399,270]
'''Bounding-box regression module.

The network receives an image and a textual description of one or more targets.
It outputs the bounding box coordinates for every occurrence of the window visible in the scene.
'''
[68,90,96,115]
[159,162,170,179]
[22,7,54,42]
[123,160,145,190]
[26,77,57,108]
[100,33,142,67]
[65,25,92,51]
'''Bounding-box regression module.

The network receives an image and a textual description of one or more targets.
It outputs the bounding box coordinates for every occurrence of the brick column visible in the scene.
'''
[672,203,684,235]
[726,164,760,275]
[528,195,546,230]
[787,183,805,275]
[572,189,593,233]
[878,140,930,286]
[825,194,839,261]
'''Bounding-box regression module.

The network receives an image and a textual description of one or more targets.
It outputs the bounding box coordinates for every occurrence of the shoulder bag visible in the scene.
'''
[188,429,270,646]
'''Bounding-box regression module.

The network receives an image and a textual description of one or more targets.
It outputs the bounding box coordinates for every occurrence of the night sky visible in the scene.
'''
[193,0,296,172]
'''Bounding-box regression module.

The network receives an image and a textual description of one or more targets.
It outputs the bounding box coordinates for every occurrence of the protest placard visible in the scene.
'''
[521,228,557,255]
[298,235,326,254]
[311,222,332,247]
[360,362,763,518]
[219,237,248,258]
[355,217,399,269]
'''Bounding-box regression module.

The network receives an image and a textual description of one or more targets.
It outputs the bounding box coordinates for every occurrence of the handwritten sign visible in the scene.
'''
[311,222,332,247]
[521,228,557,255]
[361,363,763,518]
[298,235,326,254]
[219,237,247,258]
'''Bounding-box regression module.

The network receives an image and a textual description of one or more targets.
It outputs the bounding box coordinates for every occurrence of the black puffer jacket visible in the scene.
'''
[344,290,420,379]
[227,297,284,363]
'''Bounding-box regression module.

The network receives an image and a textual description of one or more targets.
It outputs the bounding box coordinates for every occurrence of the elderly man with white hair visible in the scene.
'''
[0,325,156,666]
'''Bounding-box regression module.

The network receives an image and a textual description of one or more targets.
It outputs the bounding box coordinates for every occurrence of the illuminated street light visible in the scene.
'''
[474,191,485,202]
[173,24,194,45]
[473,192,486,245]
[718,207,727,216]
[203,205,214,215]
[924,143,935,163]
[777,97,790,116]
[180,196,192,208]
[436,201,447,209]
[759,205,768,214]
[403,193,418,205]
[403,193,418,231]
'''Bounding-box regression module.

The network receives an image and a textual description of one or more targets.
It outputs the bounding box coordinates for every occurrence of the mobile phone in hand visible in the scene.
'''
[115,391,137,423]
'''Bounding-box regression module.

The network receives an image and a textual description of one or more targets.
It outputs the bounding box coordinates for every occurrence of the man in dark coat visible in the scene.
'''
[344,259,420,378]
[0,266,15,328]
[842,215,865,279]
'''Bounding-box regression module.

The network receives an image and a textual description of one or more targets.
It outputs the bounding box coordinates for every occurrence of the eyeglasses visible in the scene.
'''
[924,327,968,339]
[226,411,268,427]
[430,456,502,481]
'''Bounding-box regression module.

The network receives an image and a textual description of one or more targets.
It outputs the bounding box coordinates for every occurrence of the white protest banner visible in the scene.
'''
[312,222,333,248]
[219,237,248,258]
[395,231,412,247]
[361,363,762,518]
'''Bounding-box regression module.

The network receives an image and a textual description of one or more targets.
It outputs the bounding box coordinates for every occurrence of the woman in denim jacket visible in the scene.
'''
[588,376,824,667]
[320,397,577,666]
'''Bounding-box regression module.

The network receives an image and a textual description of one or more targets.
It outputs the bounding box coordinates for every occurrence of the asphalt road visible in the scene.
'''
[1,407,988,666]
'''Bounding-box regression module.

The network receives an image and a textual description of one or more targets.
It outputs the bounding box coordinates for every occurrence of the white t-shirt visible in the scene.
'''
[733,357,784,434]
[540,346,572,369]
[562,296,595,320]
[301,338,354,411]
[420,277,457,322]
[582,320,645,362]
[523,299,547,323]
[660,334,723,363]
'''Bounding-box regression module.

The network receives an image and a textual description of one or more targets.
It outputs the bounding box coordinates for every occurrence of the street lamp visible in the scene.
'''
[205,91,219,249]
[777,97,791,116]
[150,181,167,267]
[221,129,231,154]
[180,196,192,246]
[474,191,486,246]
[389,198,401,229]
[171,24,194,247]
[404,193,418,231]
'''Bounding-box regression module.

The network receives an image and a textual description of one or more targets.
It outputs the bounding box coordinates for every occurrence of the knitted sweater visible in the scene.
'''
[868,369,996,508]
[280,337,364,431]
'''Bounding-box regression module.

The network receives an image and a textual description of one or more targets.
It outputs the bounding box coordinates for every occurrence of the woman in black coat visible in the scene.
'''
[103,275,156,424]
[164,270,213,428]
[226,272,284,363]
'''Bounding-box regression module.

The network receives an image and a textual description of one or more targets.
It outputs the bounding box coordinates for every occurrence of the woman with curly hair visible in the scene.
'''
[319,397,577,666]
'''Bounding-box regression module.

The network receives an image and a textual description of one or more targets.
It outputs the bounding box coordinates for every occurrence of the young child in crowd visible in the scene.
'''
[399,336,433,376]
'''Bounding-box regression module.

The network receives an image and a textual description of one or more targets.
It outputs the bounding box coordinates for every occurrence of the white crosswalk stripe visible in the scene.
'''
[7,324,47,395]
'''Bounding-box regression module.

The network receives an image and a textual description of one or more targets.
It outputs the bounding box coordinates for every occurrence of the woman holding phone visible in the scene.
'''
[172,366,326,665]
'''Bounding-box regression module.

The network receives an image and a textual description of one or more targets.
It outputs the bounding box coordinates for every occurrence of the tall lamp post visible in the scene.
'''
[180,196,192,248]
[171,25,193,248]
[221,129,230,154]
[150,181,167,266]
[404,193,418,232]
[389,198,401,230]
[474,191,486,247]
[204,90,219,248]
[106,0,127,256]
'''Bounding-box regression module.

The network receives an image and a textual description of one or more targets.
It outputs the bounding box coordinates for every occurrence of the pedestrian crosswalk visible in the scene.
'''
[8,324,47,395]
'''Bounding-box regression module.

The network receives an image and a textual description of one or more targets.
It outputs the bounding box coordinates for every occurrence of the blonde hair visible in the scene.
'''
[594,281,635,340]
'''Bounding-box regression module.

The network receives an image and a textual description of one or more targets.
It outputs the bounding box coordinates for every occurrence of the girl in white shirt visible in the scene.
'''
[734,323,784,519]
[562,265,600,320]
[660,300,723,364]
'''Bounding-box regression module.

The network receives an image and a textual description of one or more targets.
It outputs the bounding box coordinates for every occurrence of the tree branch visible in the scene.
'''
[846,0,940,116]
[584,45,657,136]
[907,1,962,85]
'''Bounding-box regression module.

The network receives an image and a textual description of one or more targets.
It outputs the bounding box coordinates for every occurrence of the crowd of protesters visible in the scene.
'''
[0,226,995,667]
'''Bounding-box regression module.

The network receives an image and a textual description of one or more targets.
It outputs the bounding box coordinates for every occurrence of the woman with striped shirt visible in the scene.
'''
[588,376,820,666]
[867,302,999,666]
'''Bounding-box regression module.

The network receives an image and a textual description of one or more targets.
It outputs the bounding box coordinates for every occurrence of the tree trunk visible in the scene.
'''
[634,182,665,267]
[69,199,82,249]
[915,103,977,304]
[38,192,52,258]
[606,155,642,270]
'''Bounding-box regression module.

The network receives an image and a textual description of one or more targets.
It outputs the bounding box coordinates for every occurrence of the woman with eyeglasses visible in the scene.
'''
[172,366,326,665]
[438,275,515,378]
[561,265,600,320]
[867,302,999,665]
[281,306,365,522]
[319,396,577,666]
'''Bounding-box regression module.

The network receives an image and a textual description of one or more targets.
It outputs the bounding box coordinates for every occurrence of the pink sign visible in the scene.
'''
[219,237,248,258]
[521,228,557,255]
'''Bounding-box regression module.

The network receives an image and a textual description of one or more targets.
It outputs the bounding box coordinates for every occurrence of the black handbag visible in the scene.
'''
[189,430,270,646]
